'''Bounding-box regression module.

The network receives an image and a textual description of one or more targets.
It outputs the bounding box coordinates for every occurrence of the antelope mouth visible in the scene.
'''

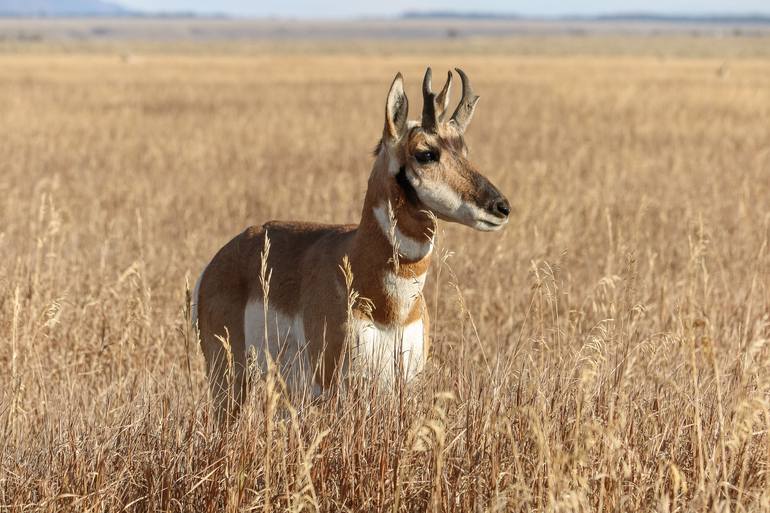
[475,216,508,232]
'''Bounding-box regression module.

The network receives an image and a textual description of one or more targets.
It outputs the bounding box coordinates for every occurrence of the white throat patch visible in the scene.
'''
[373,203,434,261]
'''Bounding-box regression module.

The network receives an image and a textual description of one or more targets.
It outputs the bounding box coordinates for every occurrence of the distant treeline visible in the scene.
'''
[401,11,770,24]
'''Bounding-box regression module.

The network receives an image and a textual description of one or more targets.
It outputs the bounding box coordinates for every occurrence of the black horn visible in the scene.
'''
[421,67,438,133]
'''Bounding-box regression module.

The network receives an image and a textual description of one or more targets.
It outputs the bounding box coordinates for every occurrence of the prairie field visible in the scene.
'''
[1,35,769,512]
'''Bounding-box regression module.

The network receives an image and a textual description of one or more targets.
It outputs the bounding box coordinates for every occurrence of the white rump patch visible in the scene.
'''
[244,299,318,398]
[350,318,425,385]
[373,203,434,261]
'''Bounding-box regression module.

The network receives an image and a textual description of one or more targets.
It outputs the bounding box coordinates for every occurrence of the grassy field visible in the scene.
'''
[1,37,769,511]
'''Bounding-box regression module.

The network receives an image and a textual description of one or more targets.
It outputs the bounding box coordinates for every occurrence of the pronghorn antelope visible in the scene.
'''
[192,68,510,419]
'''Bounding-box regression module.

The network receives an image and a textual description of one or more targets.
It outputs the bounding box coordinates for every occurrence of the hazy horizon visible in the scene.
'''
[116,1,770,18]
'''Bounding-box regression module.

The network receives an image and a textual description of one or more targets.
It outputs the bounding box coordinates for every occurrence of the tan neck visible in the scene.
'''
[346,150,434,325]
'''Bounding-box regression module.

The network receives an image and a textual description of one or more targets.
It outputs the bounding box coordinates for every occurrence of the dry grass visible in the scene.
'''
[1,40,769,512]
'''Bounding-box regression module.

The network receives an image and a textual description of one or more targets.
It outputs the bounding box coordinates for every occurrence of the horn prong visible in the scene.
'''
[422,67,433,97]
[436,70,452,121]
[421,67,438,133]
[451,67,480,132]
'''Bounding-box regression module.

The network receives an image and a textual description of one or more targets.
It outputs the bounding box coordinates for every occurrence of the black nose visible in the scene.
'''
[492,197,510,217]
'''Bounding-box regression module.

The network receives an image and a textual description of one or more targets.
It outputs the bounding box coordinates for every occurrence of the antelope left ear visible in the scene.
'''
[384,73,409,141]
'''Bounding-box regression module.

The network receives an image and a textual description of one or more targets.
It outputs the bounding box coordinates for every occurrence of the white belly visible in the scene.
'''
[244,298,426,396]
[244,299,319,397]
[351,318,425,385]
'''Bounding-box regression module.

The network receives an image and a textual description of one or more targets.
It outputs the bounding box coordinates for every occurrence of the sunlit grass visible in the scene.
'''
[0,41,769,511]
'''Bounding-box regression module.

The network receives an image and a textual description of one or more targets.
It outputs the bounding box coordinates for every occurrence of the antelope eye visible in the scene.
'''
[414,150,438,164]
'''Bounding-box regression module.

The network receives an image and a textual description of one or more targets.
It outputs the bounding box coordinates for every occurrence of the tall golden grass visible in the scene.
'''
[1,39,769,511]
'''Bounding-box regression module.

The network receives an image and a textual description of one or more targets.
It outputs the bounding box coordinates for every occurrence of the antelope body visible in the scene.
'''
[193,68,510,419]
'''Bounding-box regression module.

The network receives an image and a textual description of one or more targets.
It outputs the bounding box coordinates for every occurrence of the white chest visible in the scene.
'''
[382,271,427,323]
[350,318,425,384]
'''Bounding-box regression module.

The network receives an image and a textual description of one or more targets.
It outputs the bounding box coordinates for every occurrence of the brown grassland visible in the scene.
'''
[1,35,769,512]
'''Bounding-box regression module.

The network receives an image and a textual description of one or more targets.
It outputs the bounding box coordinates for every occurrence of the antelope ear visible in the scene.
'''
[384,73,408,141]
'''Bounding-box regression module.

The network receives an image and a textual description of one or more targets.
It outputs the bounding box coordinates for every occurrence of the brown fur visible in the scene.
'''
[196,150,432,420]
[196,69,507,422]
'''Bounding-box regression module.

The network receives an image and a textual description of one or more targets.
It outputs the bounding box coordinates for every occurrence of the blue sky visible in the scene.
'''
[118,1,770,18]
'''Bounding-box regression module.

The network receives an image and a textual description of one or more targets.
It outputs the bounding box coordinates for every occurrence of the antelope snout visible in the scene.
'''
[469,191,510,232]
[490,196,511,219]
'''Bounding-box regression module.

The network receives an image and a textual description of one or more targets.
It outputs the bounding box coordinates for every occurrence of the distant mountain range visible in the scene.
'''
[0,1,767,23]
[0,0,128,16]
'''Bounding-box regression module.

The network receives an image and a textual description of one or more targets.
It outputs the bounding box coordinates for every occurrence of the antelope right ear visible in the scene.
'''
[384,73,409,141]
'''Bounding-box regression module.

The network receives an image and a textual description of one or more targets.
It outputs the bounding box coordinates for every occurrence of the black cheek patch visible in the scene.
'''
[396,166,420,206]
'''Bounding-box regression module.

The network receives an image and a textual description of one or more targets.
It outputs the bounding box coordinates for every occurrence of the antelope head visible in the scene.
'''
[381,67,510,231]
